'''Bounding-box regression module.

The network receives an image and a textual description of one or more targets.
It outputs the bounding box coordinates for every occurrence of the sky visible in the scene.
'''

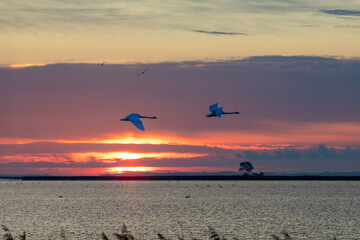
[1,0,360,175]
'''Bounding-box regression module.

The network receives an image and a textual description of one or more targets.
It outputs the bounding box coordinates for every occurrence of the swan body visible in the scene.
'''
[120,113,157,131]
[205,103,239,118]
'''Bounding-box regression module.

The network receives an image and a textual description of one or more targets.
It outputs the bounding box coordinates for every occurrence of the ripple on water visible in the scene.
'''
[0,181,359,239]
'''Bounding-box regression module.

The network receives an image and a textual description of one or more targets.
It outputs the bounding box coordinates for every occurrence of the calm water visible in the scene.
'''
[0,181,359,239]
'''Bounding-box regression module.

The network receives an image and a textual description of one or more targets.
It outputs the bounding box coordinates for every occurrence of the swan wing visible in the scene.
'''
[128,114,145,131]
[216,107,223,118]
[209,103,219,112]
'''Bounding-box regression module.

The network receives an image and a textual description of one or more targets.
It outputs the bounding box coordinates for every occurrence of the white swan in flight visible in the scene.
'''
[120,113,157,131]
[205,103,240,118]
[137,69,148,76]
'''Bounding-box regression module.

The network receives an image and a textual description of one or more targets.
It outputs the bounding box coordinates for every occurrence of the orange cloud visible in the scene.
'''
[8,63,47,68]
[72,152,208,161]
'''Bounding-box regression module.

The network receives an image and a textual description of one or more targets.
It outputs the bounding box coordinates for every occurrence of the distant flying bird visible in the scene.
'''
[97,62,106,66]
[205,103,240,118]
[120,113,157,131]
[137,69,148,76]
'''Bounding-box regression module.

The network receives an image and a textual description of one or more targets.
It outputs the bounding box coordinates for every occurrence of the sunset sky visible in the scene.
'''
[1,0,360,175]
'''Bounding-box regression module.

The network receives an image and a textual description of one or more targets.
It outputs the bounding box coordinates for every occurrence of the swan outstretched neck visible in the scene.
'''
[120,113,157,131]
[222,111,240,115]
[205,103,240,118]
[139,115,157,119]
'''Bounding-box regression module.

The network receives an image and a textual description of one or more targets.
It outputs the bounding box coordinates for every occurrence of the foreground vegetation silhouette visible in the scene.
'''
[1,224,338,240]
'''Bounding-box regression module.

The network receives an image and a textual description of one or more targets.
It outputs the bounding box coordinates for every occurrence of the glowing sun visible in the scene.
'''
[115,167,147,173]
[116,152,143,160]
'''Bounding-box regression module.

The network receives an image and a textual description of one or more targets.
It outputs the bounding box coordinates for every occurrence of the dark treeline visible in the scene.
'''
[20,175,360,181]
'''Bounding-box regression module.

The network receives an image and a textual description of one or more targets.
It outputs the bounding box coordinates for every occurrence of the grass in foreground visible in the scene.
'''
[2,224,338,240]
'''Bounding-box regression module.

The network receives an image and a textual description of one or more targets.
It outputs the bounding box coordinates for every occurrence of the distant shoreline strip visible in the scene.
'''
[18,175,360,181]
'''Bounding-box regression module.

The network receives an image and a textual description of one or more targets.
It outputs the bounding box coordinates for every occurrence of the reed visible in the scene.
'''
[1,224,338,240]
[112,223,135,240]
[2,225,14,240]
[271,230,291,240]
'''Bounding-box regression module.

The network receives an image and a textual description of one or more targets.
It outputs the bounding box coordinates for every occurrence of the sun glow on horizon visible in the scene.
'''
[116,152,143,160]
[114,167,150,173]
[76,152,207,160]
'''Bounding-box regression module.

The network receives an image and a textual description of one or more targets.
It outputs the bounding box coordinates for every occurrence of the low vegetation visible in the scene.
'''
[1,224,338,240]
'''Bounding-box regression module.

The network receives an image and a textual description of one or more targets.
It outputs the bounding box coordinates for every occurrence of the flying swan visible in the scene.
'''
[137,69,148,76]
[120,113,157,131]
[205,103,240,118]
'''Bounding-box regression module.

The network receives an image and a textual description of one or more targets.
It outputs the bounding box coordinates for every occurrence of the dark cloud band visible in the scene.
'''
[0,142,235,155]
[191,29,246,35]
[236,144,360,161]
[320,9,360,17]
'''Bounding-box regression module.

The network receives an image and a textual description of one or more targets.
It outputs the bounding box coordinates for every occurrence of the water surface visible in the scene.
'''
[1,181,359,239]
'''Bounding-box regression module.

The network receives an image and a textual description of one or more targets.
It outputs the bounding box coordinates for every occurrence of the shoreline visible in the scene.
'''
[15,175,360,181]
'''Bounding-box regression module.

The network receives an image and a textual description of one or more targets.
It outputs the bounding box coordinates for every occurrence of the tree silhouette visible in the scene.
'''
[239,161,254,175]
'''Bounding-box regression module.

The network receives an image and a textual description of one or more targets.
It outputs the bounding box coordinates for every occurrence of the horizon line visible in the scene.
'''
[3,55,360,69]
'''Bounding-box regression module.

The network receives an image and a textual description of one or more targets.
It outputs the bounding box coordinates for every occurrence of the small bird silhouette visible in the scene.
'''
[97,62,106,66]
[119,113,157,131]
[205,103,240,118]
[137,69,148,76]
